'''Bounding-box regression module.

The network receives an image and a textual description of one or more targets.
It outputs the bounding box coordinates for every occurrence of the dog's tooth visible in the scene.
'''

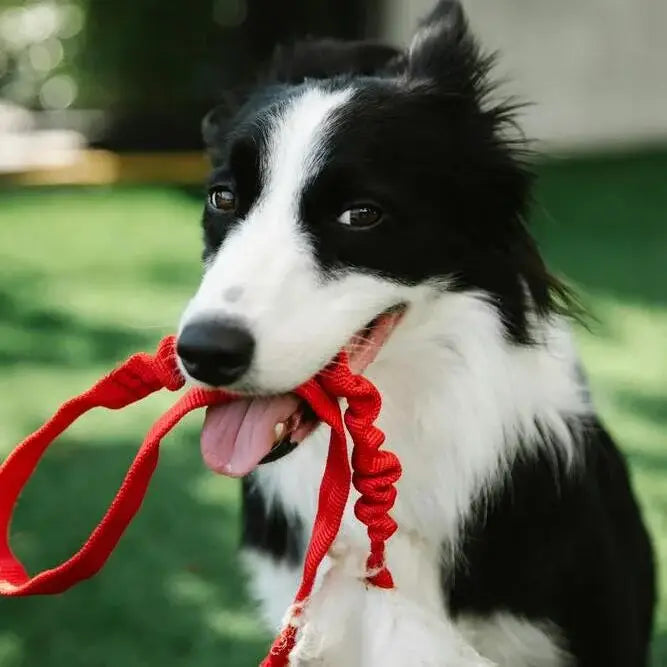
[274,422,286,442]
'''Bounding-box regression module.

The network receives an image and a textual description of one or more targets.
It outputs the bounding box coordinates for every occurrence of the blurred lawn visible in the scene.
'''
[0,151,665,666]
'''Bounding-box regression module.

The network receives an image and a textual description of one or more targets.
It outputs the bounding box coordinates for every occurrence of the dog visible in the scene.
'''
[175,2,655,664]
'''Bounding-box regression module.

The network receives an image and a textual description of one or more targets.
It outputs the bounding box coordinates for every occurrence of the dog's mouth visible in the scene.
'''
[199,304,406,477]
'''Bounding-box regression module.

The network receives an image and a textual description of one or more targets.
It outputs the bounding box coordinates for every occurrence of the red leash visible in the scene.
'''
[0,336,400,665]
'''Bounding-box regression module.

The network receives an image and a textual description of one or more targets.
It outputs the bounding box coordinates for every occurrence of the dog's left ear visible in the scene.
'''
[201,106,226,165]
[201,92,242,165]
[406,1,477,87]
[202,105,226,149]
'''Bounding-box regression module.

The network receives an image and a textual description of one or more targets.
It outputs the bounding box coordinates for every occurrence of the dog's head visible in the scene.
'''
[176,1,567,473]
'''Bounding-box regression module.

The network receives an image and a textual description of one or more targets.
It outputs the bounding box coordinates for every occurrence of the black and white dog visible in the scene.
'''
[176,2,655,664]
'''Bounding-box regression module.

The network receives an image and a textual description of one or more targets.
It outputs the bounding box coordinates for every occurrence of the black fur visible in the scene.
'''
[448,418,655,665]
[241,477,304,565]
[300,80,549,343]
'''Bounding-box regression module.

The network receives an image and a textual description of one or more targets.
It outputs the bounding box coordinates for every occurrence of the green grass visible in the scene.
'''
[0,152,665,666]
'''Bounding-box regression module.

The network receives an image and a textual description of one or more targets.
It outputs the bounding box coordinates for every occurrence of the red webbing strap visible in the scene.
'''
[260,379,352,664]
[262,359,402,667]
[0,336,231,595]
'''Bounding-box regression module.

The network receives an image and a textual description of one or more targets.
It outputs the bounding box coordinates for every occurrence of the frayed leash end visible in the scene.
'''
[289,559,369,665]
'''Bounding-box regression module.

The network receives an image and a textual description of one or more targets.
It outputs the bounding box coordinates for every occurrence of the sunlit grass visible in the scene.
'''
[0,151,665,665]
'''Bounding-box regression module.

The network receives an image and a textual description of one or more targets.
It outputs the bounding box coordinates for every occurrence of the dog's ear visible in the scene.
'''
[268,38,401,84]
[202,105,226,149]
[201,105,227,165]
[201,91,245,164]
[406,1,479,88]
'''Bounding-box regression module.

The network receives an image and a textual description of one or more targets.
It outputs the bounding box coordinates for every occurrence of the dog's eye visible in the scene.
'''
[337,205,383,229]
[208,187,237,213]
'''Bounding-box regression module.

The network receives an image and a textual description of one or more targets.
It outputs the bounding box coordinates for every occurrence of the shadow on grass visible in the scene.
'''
[652,631,667,665]
[610,388,667,476]
[533,151,667,307]
[0,429,268,667]
[0,279,155,370]
[614,390,667,428]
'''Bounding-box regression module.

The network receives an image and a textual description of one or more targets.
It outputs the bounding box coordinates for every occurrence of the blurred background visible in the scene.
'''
[0,1,665,665]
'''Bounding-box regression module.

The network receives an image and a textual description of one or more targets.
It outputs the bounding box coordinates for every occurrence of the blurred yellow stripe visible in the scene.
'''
[4,150,210,186]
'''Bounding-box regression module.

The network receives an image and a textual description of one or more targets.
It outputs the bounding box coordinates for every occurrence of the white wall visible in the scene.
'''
[380,0,667,153]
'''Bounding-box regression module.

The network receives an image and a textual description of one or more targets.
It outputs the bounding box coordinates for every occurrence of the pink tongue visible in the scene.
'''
[199,310,404,479]
[200,395,300,477]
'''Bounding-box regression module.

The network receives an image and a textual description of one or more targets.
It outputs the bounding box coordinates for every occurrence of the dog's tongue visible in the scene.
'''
[199,309,404,478]
[200,395,300,477]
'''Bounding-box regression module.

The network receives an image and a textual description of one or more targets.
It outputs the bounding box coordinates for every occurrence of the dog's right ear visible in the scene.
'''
[406,0,478,88]
[268,38,401,84]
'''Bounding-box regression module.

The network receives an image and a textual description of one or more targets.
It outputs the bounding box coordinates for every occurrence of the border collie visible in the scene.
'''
[175,2,655,664]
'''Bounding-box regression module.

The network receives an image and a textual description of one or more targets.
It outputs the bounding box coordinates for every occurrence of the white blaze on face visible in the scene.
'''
[181,85,406,392]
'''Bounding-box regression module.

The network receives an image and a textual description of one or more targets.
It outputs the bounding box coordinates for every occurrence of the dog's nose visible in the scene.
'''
[177,318,255,386]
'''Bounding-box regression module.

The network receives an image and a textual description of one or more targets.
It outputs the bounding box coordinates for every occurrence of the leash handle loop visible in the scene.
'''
[0,337,227,596]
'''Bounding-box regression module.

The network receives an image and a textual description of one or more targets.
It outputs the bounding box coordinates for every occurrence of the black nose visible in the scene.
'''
[177,318,255,386]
